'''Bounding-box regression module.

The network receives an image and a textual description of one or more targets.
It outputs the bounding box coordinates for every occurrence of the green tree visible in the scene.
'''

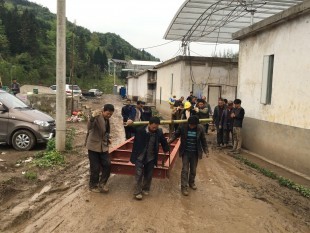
[0,19,9,56]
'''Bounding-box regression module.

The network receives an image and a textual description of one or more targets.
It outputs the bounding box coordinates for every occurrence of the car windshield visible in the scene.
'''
[0,92,29,109]
[69,85,80,90]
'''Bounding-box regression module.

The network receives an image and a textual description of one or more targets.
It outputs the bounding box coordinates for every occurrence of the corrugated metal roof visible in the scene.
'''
[164,0,303,44]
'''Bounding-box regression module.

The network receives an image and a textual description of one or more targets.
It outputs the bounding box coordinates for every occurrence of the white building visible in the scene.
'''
[126,69,157,103]
[155,56,238,117]
[124,60,161,75]
[232,1,310,177]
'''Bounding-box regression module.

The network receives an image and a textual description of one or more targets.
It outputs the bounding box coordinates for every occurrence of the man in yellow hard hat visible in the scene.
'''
[181,101,196,120]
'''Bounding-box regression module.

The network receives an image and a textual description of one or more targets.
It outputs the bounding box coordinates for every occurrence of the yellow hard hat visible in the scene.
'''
[184,101,191,109]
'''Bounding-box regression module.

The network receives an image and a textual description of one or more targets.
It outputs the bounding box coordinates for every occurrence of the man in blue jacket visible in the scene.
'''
[169,116,208,196]
[130,117,170,200]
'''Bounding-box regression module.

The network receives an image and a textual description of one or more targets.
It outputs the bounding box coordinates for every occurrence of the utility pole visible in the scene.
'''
[113,62,116,85]
[71,20,76,115]
[56,0,66,151]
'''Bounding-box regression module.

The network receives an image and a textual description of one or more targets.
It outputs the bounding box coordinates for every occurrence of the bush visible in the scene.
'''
[33,150,64,168]
[24,171,37,180]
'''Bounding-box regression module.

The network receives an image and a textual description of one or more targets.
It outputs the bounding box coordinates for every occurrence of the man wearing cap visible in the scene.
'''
[130,117,170,200]
[169,116,208,196]
[181,101,196,120]
[85,104,114,193]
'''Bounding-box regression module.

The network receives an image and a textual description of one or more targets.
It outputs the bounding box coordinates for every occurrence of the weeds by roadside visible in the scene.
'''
[32,128,76,168]
[24,171,37,180]
[235,155,310,198]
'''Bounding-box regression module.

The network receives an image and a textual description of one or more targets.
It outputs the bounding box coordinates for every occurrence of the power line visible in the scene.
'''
[137,39,180,50]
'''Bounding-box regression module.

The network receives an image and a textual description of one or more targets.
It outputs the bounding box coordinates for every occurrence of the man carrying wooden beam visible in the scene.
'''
[169,116,208,196]
[130,117,170,200]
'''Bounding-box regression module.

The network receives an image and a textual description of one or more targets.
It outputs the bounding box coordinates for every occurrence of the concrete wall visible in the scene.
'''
[127,72,153,102]
[27,94,79,116]
[243,118,310,177]
[156,57,238,117]
[127,77,137,99]
[237,11,310,176]
[238,13,310,129]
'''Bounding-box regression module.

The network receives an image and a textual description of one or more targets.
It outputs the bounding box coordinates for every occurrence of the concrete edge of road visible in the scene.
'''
[241,148,310,182]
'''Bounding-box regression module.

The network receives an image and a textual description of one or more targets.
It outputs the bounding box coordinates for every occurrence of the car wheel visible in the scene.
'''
[12,130,36,151]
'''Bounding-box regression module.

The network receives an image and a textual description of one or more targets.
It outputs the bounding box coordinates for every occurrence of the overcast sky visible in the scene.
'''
[29,0,238,61]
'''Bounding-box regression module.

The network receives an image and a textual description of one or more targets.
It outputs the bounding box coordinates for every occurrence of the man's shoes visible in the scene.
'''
[135,193,143,200]
[99,183,109,193]
[189,184,197,190]
[233,150,241,155]
[181,188,189,196]
[89,186,100,193]
[217,144,221,148]
[229,149,236,153]
[142,190,149,196]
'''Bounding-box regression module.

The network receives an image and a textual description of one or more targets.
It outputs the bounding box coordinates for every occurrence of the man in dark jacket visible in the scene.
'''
[195,99,209,133]
[11,78,20,96]
[230,99,245,154]
[213,98,226,147]
[169,116,208,196]
[85,104,114,193]
[130,117,170,200]
[220,101,234,147]
[121,99,132,139]
[126,100,144,136]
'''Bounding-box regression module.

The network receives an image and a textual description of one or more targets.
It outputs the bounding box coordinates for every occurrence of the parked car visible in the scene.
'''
[88,89,103,96]
[49,84,82,96]
[0,90,55,151]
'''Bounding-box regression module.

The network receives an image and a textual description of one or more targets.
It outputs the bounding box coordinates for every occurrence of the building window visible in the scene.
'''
[261,55,274,105]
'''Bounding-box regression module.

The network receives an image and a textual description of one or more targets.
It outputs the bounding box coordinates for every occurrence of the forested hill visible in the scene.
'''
[0,0,159,88]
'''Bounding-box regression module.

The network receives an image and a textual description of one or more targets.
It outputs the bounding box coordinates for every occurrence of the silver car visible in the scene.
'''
[0,90,55,151]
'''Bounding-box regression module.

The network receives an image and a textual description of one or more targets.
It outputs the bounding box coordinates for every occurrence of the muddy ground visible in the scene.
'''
[0,95,309,233]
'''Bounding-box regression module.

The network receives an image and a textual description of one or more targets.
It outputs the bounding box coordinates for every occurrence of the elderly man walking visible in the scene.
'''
[85,104,114,193]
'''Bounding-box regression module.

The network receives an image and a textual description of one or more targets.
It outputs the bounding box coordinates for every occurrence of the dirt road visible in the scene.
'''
[0,95,309,233]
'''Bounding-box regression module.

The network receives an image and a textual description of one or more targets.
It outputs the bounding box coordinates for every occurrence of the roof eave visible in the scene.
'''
[233,1,310,40]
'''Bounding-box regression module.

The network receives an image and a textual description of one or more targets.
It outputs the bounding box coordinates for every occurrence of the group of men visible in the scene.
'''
[85,103,208,200]
[121,99,152,139]
[213,98,245,154]
[170,92,245,155]
[170,92,212,134]
[85,92,244,201]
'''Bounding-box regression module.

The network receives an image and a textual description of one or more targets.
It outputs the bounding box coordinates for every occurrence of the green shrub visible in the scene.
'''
[24,171,37,180]
[33,150,64,168]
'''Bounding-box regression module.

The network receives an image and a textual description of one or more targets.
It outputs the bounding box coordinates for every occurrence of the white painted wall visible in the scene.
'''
[155,57,238,116]
[238,13,310,129]
[127,72,151,101]
[136,72,148,101]
[127,77,137,98]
